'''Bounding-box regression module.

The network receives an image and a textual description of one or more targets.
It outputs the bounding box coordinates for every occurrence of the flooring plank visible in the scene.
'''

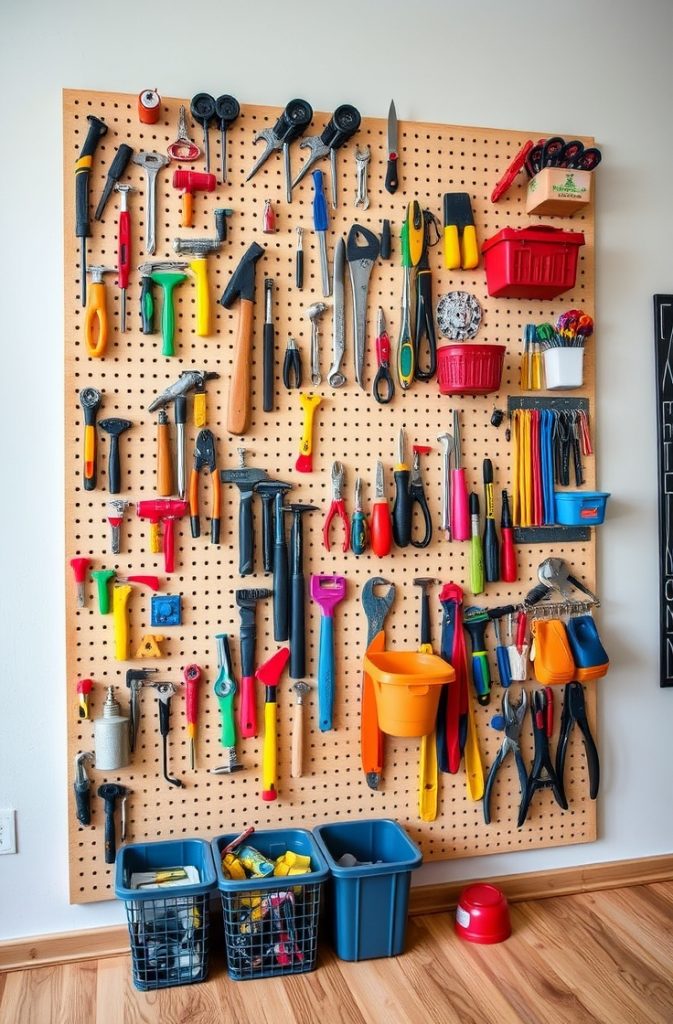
[0,965,65,1024]
[581,885,673,973]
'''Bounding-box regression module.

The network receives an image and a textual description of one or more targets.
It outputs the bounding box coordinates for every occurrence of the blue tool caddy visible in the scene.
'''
[115,838,217,991]
[313,818,422,961]
[212,828,329,981]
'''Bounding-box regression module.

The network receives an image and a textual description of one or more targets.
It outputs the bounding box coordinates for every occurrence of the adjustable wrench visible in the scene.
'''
[327,237,346,388]
[346,224,380,391]
[132,151,169,255]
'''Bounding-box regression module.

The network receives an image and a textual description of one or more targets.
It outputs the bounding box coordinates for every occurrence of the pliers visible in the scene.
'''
[483,688,528,825]
[189,428,221,544]
[409,445,433,548]
[518,687,567,827]
[555,682,599,805]
[323,461,350,552]
[282,337,302,389]
[372,307,395,405]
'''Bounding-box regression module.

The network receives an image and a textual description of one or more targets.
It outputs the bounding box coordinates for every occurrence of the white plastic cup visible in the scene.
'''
[543,347,584,390]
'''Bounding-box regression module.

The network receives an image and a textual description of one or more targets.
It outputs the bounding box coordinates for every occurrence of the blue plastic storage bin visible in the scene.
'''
[212,828,330,980]
[313,818,422,961]
[115,838,217,991]
[554,491,610,526]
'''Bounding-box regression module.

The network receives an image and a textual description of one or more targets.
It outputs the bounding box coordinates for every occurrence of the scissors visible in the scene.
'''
[372,307,395,404]
[558,140,602,171]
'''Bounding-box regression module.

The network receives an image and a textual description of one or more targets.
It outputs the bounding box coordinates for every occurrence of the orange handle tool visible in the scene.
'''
[84,267,113,358]
[228,299,254,435]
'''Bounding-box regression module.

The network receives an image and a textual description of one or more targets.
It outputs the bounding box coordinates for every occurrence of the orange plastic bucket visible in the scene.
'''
[363,651,455,737]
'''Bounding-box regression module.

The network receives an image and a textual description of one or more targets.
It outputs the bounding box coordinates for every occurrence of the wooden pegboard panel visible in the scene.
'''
[64,90,598,904]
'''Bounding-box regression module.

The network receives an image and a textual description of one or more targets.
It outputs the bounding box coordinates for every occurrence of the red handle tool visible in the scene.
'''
[183,664,202,770]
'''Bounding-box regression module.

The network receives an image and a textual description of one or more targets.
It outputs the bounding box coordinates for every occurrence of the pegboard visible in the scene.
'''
[64,89,598,904]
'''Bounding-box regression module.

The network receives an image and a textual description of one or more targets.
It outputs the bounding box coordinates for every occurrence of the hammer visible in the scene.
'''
[220,242,265,435]
[172,169,216,228]
[220,449,268,575]
[235,588,272,738]
[97,783,128,864]
[99,418,132,494]
[256,647,290,802]
[136,498,189,573]
[173,209,232,336]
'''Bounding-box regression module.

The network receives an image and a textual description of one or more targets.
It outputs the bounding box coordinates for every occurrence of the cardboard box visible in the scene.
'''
[526,167,593,216]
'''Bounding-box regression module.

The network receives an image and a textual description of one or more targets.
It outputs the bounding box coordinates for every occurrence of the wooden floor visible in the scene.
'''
[2,881,673,1024]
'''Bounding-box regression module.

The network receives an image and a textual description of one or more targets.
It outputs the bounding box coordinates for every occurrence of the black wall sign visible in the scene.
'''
[653,295,673,686]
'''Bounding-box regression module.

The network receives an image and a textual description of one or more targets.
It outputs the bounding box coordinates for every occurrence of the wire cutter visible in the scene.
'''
[409,445,433,548]
[555,681,599,805]
[189,429,221,544]
[483,688,528,825]
[518,687,568,827]
[372,307,394,404]
[323,461,350,552]
[282,337,302,389]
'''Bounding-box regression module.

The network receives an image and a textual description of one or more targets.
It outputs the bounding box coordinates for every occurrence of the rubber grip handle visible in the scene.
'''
[239,675,257,737]
[461,225,479,270]
[94,574,112,614]
[291,702,303,778]
[103,806,116,864]
[496,645,512,688]
[443,225,461,270]
[296,250,304,289]
[84,282,108,358]
[74,780,91,826]
[217,693,236,748]
[289,575,306,678]
[106,435,121,494]
[361,670,384,779]
[470,651,491,704]
[483,519,500,583]
[312,170,329,230]
[193,392,206,427]
[261,700,277,800]
[190,259,210,337]
[163,518,176,573]
[239,491,254,576]
[157,420,173,496]
[227,299,254,435]
[185,674,198,728]
[317,615,335,732]
[75,164,92,241]
[211,476,221,545]
[273,542,289,641]
[263,323,274,412]
[385,154,398,194]
[118,210,130,290]
[113,584,132,661]
[370,501,392,557]
[350,511,367,555]
[470,535,485,595]
[380,220,391,259]
[500,526,517,582]
[160,281,177,357]
[140,275,155,334]
[83,424,97,491]
[181,191,193,228]
[397,329,415,389]
[149,521,161,554]
[392,469,411,547]
[451,469,470,540]
[261,501,274,573]
[420,595,431,647]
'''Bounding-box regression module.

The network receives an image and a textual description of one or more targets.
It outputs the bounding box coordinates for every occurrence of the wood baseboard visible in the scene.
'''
[2,853,672,972]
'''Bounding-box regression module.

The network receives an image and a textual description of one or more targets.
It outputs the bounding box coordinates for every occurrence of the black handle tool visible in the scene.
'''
[263,278,275,412]
[76,115,108,306]
[95,143,133,221]
[392,427,412,548]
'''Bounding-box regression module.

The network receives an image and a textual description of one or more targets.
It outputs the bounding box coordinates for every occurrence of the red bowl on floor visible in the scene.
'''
[455,884,511,944]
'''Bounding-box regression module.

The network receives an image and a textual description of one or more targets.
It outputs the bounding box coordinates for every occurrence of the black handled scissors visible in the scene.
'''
[372,307,395,404]
[557,140,602,171]
[409,445,432,548]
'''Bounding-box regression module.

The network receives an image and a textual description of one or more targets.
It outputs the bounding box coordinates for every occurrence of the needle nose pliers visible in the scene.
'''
[189,428,221,543]
[555,681,599,805]
[323,461,350,552]
[518,687,567,827]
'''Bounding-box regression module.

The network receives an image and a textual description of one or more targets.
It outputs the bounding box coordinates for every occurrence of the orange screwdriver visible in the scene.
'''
[371,460,393,557]
[183,664,202,769]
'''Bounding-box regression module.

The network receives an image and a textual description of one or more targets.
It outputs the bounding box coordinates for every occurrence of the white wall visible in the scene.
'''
[2,0,672,940]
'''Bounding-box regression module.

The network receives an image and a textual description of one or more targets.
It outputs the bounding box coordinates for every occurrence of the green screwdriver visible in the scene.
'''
[469,492,485,596]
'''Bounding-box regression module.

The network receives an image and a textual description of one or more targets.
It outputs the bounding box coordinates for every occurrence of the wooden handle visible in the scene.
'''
[227,299,254,435]
[291,702,303,778]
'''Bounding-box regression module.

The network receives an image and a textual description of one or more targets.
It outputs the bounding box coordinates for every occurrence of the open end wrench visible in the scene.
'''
[327,237,346,388]
[361,576,396,647]
[132,152,169,255]
[347,225,380,391]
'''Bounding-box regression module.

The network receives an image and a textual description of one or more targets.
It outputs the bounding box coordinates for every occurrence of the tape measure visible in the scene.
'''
[138,89,161,125]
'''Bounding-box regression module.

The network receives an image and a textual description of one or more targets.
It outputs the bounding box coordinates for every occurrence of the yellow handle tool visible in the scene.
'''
[84,266,114,358]
[417,637,438,822]
[113,584,132,661]
[189,258,210,337]
[396,222,415,389]
[295,393,322,473]
[464,692,485,801]
[406,200,424,267]
[262,701,277,802]
[443,193,479,270]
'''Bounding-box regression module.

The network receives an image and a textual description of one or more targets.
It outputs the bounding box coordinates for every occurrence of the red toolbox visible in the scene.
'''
[481,225,585,299]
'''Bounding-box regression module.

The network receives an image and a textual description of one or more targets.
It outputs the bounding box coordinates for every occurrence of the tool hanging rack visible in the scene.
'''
[64,89,597,904]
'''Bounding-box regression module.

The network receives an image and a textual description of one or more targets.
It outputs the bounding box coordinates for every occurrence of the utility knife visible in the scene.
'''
[385,100,399,194]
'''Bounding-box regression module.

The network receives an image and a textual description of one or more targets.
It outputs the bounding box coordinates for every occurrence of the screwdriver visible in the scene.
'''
[392,427,412,548]
[115,184,134,333]
[451,409,470,540]
[482,459,500,583]
[183,664,201,770]
[371,461,393,557]
[75,115,108,307]
[351,476,368,556]
[469,493,485,596]
[312,169,331,297]
[396,221,415,389]
[463,607,491,705]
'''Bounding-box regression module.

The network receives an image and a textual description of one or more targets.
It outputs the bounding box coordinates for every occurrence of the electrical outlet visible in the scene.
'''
[0,809,17,855]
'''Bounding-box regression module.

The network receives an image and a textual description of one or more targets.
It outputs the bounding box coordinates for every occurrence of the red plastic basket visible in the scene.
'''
[481,226,585,299]
[437,344,506,395]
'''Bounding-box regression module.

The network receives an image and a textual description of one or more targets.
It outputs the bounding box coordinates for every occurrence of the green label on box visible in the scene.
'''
[552,173,587,197]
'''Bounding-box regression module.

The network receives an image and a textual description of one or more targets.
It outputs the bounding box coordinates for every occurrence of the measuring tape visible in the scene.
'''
[138,89,161,125]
